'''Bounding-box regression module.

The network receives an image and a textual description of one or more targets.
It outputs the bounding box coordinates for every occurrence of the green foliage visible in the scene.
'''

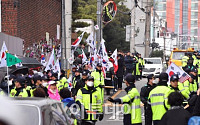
[72,0,131,51]
[150,50,163,58]
[103,5,130,52]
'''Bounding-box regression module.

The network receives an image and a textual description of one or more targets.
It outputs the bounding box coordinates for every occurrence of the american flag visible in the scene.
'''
[179,73,190,83]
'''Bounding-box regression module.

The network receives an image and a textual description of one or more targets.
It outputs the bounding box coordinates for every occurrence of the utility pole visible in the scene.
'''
[144,0,151,57]
[61,0,66,70]
[130,0,135,53]
[65,0,72,70]
[61,0,72,70]
[152,0,155,43]
[97,0,102,50]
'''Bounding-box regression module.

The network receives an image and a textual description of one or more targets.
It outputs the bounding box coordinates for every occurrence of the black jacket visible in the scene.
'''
[124,55,134,69]
[140,83,157,105]
[116,55,125,77]
[159,107,191,125]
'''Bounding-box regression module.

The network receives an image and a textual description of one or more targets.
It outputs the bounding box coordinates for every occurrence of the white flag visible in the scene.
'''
[53,59,61,79]
[45,48,55,71]
[86,32,96,50]
[71,32,85,47]
[166,63,190,83]
[0,42,8,67]
[82,50,87,64]
[111,49,118,73]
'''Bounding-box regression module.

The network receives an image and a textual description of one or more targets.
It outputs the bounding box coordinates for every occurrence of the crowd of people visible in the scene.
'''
[2,50,200,125]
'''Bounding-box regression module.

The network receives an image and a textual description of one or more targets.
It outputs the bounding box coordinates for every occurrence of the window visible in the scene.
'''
[144,59,161,64]
[191,12,198,19]
[191,20,198,27]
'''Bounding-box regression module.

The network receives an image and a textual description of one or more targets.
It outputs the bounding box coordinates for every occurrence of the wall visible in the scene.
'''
[1,0,61,48]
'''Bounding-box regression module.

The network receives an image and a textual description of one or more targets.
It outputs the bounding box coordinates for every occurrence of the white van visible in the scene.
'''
[142,57,163,77]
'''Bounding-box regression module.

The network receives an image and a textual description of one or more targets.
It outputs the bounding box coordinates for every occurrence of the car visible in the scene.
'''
[0,97,73,125]
[142,57,163,77]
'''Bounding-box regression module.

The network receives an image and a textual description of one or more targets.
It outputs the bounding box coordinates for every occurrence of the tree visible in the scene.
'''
[103,4,130,52]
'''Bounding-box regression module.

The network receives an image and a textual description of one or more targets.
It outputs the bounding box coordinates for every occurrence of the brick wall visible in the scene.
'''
[1,0,61,48]
[1,0,18,36]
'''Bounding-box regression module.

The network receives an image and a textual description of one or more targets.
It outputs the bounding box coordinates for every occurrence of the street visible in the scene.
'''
[97,78,147,125]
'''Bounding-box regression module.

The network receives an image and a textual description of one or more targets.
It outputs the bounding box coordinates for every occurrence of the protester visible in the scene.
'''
[48,81,60,101]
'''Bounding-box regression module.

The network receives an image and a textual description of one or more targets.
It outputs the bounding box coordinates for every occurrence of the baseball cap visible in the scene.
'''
[87,76,94,81]
[97,63,102,67]
[33,75,42,82]
[125,74,135,84]
[170,74,179,82]
[14,76,26,85]
[191,67,198,73]
[159,72,169,82]
[82,71,88,76]
[75,68,81,72]
[48,81,57,85]
[147,74,154,79]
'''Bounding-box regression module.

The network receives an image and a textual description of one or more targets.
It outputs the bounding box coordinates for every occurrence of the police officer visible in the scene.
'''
[72,68,82,96]
[148,73,171,125]
[10,76,28,97]
[57,70,68,91]
[182,52,189,67]
[140,74,156,125]
[108,74,142,125]
[75,71,88,91]
[76,76,103,125]
[137,54,144,80]
[91,63,104,104]
[169,74,189,100]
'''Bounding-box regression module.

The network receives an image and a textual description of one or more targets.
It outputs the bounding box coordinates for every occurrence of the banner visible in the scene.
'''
[6,53,22,67]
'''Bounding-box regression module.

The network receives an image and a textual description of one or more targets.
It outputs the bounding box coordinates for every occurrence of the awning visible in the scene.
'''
[19,57,42,68]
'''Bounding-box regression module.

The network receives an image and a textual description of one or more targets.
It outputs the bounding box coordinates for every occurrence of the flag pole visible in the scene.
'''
[7,66,10,96]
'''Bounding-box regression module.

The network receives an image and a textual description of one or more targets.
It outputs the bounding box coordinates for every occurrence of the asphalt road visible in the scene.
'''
[96,78,148,125]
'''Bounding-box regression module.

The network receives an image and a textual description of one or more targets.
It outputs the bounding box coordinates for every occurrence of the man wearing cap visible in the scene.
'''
[183,68,198,96]
[76,76,103,125]
[91,63,105,104]
[168,74,189,100]
[57,70,68,91]
[148,73,171,125]
[140,74,156,125]
[182,53,189,67]
[10,76,28,97]
[108,74,142,125]
[73,71,88,96]
[72,68,81,96]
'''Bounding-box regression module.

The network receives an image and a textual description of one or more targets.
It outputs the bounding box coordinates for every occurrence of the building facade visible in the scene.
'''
[155,0,200,50]
[1,0,61,48]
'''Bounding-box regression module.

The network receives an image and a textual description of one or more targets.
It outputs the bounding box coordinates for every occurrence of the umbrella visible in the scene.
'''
[19,57,42,68]
[0,66,29,83]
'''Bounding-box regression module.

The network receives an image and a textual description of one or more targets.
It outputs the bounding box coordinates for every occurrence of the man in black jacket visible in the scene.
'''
[140,74,156,125]
[116,53,124,90]
[124,52,134,75]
